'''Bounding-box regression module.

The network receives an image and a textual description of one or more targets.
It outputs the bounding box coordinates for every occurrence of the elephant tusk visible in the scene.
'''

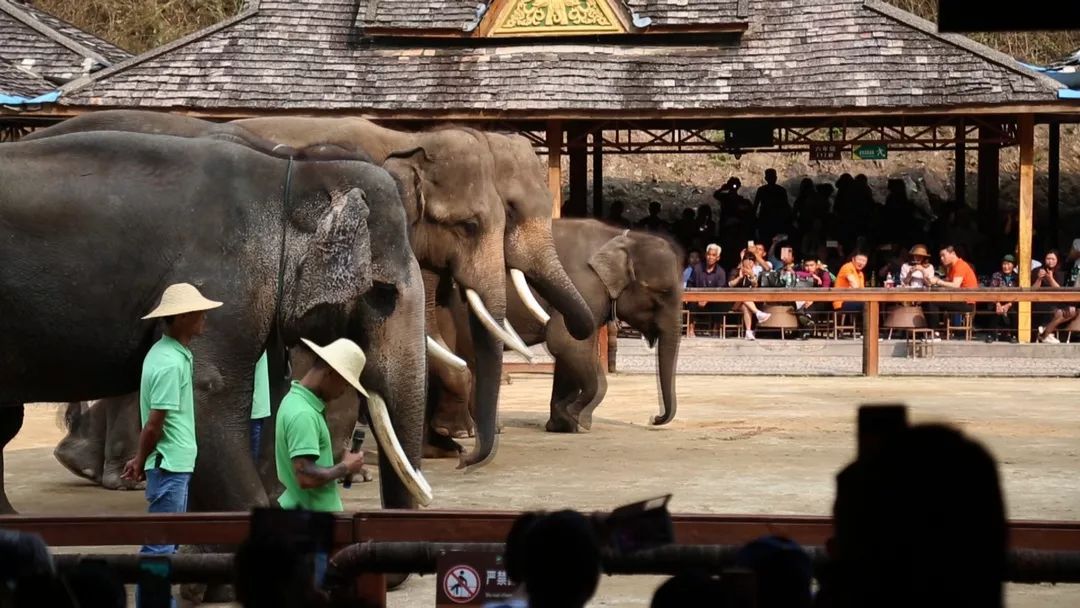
[426,336,467,370]
[464,289,534,361]
[510,268,551,326]
[366,390,433,507]
[501,319,535,363]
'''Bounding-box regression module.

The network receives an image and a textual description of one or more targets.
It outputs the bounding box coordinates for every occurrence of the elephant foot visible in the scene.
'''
[545,415,580,434]
[102,464,145,491]
[569,401,600,432]
[501,371,512,385]
[423,430,464,459]
[53,434,103,484]
[431,409,474,439]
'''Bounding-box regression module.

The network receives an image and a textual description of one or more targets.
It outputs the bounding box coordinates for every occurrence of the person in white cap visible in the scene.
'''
[276,338,368,512]
[121,283,221,568]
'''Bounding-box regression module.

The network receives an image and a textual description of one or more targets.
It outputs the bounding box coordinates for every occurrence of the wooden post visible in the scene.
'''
[977,128,1000,236]
[954,126,966,205]
[862,300,880,376]
[1018,115,1035,344]
[592,129,604,218]
[1049,121,1060,250]
[547,120,562,219]
[567,124,588,217]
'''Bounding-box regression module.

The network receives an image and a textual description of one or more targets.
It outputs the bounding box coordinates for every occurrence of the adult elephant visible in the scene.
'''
[425,131,596,445]
[430,219,682,441]
[0,131,429,514]
[234,117,567,468]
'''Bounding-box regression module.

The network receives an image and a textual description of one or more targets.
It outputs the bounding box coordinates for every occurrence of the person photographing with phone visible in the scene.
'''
[276,338,369,512]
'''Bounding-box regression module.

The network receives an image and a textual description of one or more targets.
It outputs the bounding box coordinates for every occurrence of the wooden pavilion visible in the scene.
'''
[4,0,1080,341]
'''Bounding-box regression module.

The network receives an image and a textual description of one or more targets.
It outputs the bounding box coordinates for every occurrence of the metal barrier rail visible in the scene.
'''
[49,545,1080,585]
[7,511,1080,606]
[681,288,1080,375]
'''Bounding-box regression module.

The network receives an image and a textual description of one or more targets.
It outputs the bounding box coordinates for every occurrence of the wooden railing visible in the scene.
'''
[3,511,1080,606]
[681,288,1080,375]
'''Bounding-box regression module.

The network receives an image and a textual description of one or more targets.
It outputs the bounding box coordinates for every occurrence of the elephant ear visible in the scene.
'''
[382,147,429,224]
[588,234,637,299]
[293,187,373,317]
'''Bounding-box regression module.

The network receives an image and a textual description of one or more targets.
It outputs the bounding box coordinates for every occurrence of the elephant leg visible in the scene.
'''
[53,400,106,484]
[546,362,580,433]
[101,394,143,490]
[429,361,473,440]
[0,404,25,514]
[569,357,608,431]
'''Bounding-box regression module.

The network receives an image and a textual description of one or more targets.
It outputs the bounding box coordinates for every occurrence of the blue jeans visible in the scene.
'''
[250,418,265,465]
[839,302,864,313]
[138,467,189,608]
[140,467,191,555]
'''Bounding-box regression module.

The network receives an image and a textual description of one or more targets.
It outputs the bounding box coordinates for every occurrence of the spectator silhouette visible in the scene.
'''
[674,207,699,251]
[651,571,723,607]
[637,201,669,233]
[63,559,126,608]
[826,424,1007,608]
[0,530,75,607]
[606,201,631,228]
[755,169,792,244]
[235,535,327,608]
[793,178,821,231]
[694,204,718,246]
[504,510,601,608]
[735,535,812,608]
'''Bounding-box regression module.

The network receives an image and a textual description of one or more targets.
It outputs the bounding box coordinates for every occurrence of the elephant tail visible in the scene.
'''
[58,401,88,432]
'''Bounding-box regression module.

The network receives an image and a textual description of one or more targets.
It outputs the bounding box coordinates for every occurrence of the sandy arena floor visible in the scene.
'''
[6,374,1080,607]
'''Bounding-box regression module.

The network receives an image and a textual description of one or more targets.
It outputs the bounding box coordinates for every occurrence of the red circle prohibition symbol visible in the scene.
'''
[443,565,481,603]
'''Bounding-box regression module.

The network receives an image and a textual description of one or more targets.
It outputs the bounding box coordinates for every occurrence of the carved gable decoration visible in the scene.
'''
[485,0,629,37]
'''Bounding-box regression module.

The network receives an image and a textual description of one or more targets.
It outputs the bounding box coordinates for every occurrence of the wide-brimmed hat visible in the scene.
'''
[908,244,930,259]
[301,338,369,397]
[142,283,223,320]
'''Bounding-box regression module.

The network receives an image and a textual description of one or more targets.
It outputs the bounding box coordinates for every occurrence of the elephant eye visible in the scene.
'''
[460,220,480,236]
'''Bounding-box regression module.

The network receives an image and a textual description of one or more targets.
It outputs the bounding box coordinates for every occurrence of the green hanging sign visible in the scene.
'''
[853,144,888,160]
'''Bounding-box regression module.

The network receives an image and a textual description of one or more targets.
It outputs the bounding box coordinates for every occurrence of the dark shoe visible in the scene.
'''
[984,335,995,344]
[1010,336,1019,344]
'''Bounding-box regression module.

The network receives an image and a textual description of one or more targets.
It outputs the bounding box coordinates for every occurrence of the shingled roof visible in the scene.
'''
[1,0,129,104]
[61,0,1065,118]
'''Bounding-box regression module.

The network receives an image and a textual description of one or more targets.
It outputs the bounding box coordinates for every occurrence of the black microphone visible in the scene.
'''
[342,428,365,489]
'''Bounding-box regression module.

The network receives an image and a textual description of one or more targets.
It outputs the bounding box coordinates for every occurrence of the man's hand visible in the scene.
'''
[342,450,365,475]
[121,457,145,482]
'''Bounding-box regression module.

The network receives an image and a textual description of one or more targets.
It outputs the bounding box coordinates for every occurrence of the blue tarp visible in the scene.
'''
[0,90,60,105]
[1060,89,1080,99]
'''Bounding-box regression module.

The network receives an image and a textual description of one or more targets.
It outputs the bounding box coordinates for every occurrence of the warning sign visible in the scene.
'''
[436,551,517,607]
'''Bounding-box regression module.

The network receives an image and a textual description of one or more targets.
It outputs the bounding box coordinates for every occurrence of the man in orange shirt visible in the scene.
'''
[833,251,868,313]
[925,245,978,333]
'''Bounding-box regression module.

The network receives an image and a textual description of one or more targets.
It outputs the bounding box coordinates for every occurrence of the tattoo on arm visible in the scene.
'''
[293,456,348,489]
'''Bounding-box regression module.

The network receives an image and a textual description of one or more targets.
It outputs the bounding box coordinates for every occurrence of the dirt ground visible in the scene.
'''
[7,374,1080,607]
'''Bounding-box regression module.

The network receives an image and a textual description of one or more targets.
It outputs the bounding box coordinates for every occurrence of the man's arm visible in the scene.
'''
[122,410,166,481]
[291,452,363,490]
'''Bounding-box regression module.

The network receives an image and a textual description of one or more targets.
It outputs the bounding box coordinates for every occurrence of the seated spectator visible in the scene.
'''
[899,244,934,289]
[925,245,978,335]
[682,250,701,289]
[636,201,669,233]
[827,424,1006,608]
[1033,249,1076,344]
[729,254,772,341]
[831,251,867,314]
[0,530,75,607]
[687,244,726,336]
[503,510,602,608]
[986,254,1019,343]
[794,258,831,337]
[651,572,722,608]
[735,535,813,608]
[796,258,832,290]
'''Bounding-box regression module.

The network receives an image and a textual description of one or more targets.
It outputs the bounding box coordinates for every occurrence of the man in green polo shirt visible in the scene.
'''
[121,283,222,560]
[276,338,368,512]
[250,351,271,464]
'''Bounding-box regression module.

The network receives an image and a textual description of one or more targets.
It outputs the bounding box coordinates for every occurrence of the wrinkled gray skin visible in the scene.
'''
[234,117,518,469]
[429,219,682,441]
[0,131,424,520]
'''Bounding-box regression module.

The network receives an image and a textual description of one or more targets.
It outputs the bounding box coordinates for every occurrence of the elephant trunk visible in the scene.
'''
[651,324,680,426]
[507,221,594,340]
[459,304,501,469]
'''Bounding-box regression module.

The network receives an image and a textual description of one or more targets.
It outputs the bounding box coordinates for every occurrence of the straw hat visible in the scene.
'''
[908,244,930,259]
[301,338,369,397]
[142,283,223,320]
